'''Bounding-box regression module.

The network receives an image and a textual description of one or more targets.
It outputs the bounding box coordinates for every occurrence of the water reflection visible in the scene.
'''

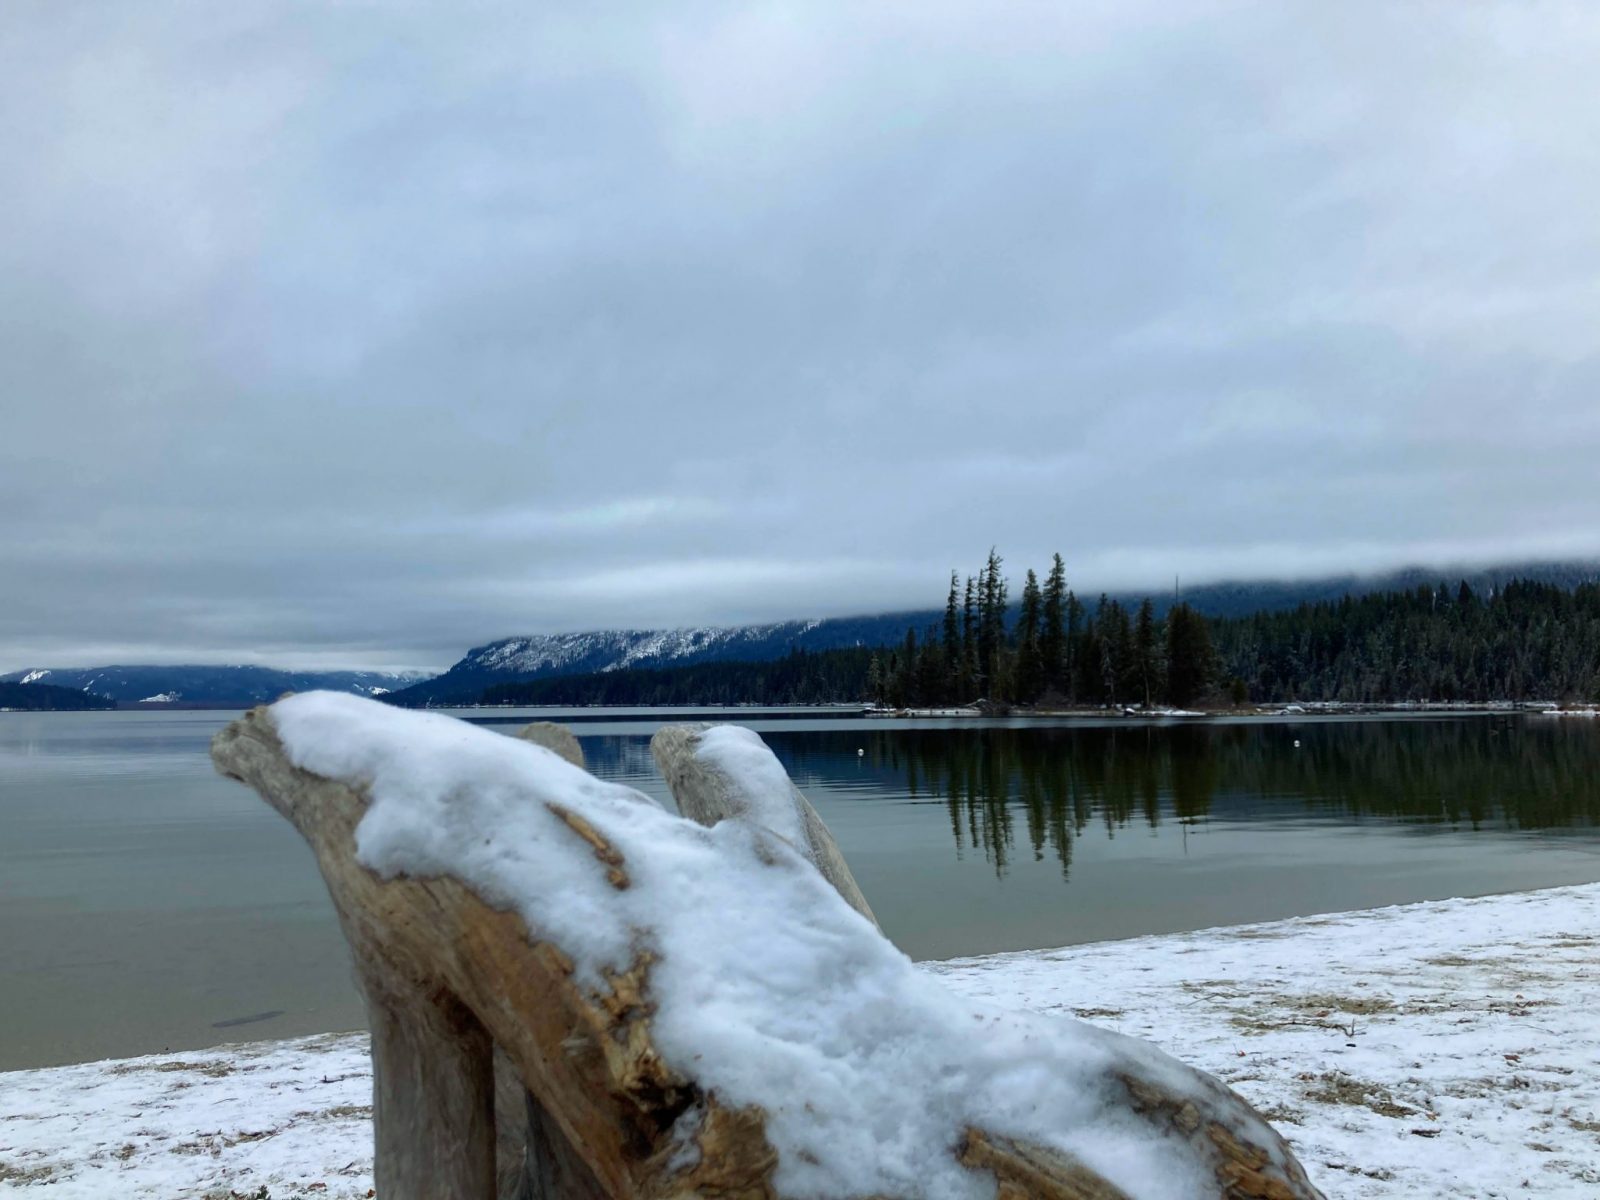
[758,718,1600,878]
[8,711,1600,1064]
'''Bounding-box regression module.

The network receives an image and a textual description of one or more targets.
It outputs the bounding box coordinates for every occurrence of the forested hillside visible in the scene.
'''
[383,559,1600,706]
[0,665,426,706]
[1217,579,1600,702]
[393,558,1600,709]
[0,682,116,711]
[480,648,876,707]
[873,556,1600,708]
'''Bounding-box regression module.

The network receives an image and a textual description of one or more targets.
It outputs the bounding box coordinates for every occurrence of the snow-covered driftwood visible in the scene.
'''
[211,693,1322,1200]
[650,722,878,928]
[516,720,585,766]
[497,721,597,1200]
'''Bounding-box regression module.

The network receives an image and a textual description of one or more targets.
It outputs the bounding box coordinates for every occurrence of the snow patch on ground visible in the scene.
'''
[3,884,1599,1197]
[0,1033,372,1197]
[933,884,1600,1199]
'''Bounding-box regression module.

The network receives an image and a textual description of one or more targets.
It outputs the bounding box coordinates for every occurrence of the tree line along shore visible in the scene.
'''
[11,561,1599,712]
[477,558,1600,709]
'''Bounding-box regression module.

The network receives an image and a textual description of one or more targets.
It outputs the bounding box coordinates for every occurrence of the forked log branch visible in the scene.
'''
[212,701,1322,1200]
[650,723,878,927]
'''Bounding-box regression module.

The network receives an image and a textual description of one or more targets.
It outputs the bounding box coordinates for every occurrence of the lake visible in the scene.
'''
[4,707,1600,1069]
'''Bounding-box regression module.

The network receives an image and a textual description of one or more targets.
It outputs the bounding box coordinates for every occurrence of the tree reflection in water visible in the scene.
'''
[773,718,1600,878]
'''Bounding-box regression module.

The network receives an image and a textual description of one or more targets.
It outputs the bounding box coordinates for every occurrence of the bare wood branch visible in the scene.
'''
[516,722,585,768]
[650,723,879,927]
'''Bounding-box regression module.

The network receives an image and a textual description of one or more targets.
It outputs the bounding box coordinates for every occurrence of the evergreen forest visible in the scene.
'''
[458,555,1600,709]
[480,647,878,707]
[0,682,117,711]
[872,553,1600,708]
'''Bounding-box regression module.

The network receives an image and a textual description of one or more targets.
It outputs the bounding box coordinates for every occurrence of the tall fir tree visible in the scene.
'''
[1014,569,1044,702]
[960,575,978,698]
[1041,554,1067,695]
[893,627,920,707]
[1133,597,1158,708]
[1099,597,1133,705]
[1066,590,1084,703]
[1165,602,1216,707]
[977,548,1008,696]
[942,572,961,682]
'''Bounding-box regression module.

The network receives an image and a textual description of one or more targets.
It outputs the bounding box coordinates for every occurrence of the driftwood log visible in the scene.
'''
[649,723,878,928]
[497,722,599,1200]
[212,703,1323,1200]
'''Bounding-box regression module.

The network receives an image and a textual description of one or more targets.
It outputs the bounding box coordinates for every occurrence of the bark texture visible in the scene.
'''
[212,706,1322,1200]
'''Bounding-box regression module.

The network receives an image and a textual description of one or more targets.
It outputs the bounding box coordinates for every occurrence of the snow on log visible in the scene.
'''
[517,720,585,767]
[497,721,600,1200]
[650,722,879,928]
[211,692,1322,1200]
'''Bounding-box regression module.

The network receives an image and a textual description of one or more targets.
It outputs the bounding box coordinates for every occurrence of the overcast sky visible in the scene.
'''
[6,2,1600,671]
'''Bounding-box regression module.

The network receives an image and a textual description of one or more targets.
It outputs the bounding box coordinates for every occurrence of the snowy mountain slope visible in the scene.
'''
[0,666,431,707]
[386,614,931,706]
[15,560,1597,710]
[386,559,1600,706]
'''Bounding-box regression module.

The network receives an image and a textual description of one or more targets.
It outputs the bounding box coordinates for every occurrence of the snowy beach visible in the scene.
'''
[3,882,1597,1198]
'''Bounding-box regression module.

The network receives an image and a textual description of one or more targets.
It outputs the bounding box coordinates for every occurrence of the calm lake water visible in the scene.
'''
[4,707,1600,1069]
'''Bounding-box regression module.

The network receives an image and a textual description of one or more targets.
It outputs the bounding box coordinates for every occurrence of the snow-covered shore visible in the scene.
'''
[4,883,1598,1198]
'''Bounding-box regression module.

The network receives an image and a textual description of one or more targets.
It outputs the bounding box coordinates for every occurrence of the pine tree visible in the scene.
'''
[901,627,919,706]
[1065,590,1084,703]
[916,625,945,705]
[1015,569,1044,703]
[1165,603,1216,707]
[1133,597,1158,708]
[1041,554,1067,695]
[960,576,978,700]
[977,548,1007,696]
[866,653,885,706]
[1098,597,1132,705]
[942,572,961,685]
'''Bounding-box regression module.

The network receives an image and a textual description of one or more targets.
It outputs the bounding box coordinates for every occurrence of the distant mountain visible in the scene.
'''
[1162,559,1600,620]
[0,665,432,707]
[0,681,116,711]
[16,559,1596,710]
[385,615,932,706]
[386,558,1600,707]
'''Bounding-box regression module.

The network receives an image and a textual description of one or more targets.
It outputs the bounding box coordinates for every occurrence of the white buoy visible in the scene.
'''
[1293,739,1301,748]
[858,748,865,756]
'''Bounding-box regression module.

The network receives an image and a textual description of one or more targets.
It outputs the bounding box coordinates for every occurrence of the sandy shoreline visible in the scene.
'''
[4,883,1598,1198]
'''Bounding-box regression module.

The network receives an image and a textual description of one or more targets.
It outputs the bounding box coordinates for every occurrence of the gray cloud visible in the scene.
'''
[6,1,1600,670]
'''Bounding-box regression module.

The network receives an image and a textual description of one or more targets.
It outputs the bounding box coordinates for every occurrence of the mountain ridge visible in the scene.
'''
[14,559,1599,708]
[385,615,925,706]
[386,558,1600,706]
[0,665,430,707]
